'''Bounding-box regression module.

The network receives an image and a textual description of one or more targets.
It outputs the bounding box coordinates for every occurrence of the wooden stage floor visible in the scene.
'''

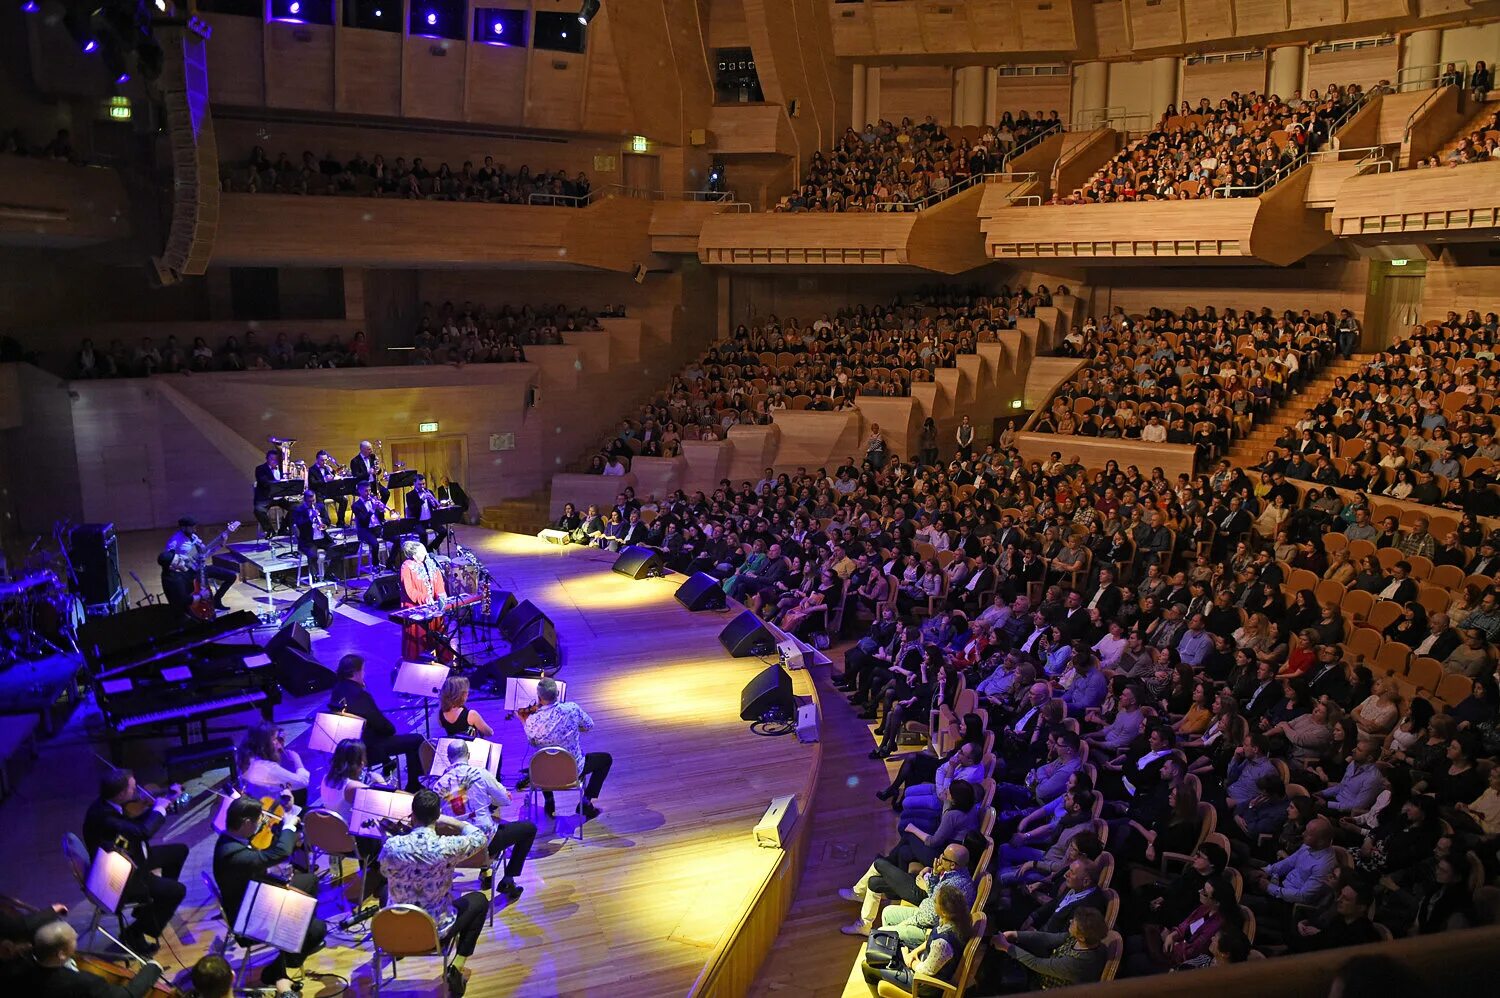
[0,529,821,998]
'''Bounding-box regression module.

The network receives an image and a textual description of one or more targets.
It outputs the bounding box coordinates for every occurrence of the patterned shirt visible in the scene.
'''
[378,821,487,933]
[431,762,511,834]
[1395,530,1436,559]
[523,702,594,770]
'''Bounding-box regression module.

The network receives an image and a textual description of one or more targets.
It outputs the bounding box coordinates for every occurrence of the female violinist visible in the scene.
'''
[316,739,390,907]
[438,676,493,738]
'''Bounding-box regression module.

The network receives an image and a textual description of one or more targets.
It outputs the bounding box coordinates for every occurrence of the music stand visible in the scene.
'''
[232,881,318,953]
[429,737,501,778]
[385,470,419,491]
[392,659,450,739]
[504,677,567,712]
[349,788,413,840]
[308,711,366,754]
[83,848,134,916]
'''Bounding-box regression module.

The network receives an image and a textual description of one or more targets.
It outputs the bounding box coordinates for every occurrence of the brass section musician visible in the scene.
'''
[352,480,389,573]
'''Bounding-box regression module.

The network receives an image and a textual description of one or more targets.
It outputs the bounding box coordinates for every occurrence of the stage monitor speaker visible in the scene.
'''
[480,588,518,628]
[266,620,335,695]
[739,662,794,721]
[71,522,123,607]
[674,572,725,612]
[720,610,775,658]
[284,587,331,630]
[500,599,547,641]
[612,545,664,580]
[363,573,401,609]
[796,699,820,744]
[753,794,800,848]
[481,615,559,680]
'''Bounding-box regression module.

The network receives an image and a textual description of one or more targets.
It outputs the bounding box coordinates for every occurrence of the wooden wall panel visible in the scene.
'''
[1091,0,1134,59]
[709,104,797,154]
[263,22,334,111]
[1306,44,1400,92]
[600,1,680,142]
[465,44,529,127]
[1182,0,1235,42]
[994,75,1072,118]
[878,65,954,125]
[1422,258,1500,318]
[708,0,751,49]
[828,0,877,56]
[968,1,1026,53]
[1081,256,1367,318]
[918,1,976,54]
[869,1,926,55]
[334,27,402,118]
[1181,58,1269,103]
[1231,0,1288,33]
[0,158,131,248]
[1018,1,1080,51]
[1288,0,1346,29]
[402,38,466,122]
[1346,0,1411,20]
[1125,0,1185,50]
[581,9,632,135]
[201,14,265,107]
[525,51,588,131]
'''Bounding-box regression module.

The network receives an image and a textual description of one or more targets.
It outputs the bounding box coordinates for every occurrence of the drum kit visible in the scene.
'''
[0,566,82,666]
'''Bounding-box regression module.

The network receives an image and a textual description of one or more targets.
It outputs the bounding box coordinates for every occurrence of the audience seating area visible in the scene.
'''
[73,329,372,379]
[225,147,593,205]
[408,301,606,366]
[1052,87,1360,203]
[1254,310,1500,517]
[775,113,1060,212]
[1033,305,1338,467]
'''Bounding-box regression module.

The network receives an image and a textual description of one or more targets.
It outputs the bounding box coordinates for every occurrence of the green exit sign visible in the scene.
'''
[418,421,439,433]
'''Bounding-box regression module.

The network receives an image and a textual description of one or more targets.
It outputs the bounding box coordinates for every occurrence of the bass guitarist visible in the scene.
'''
[159,516,240,616]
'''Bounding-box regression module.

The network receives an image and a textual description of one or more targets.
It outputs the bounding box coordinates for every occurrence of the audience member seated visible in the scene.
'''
[406,298,603,366]
[228,146,591,205]
[1052,86,1358,202]
[70,329,372,379]
[774,112,1060,212]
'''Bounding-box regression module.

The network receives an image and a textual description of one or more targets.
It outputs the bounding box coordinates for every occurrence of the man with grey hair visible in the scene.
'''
[33,920,164,997]
[522,677,613,820]
[432,741,536,900]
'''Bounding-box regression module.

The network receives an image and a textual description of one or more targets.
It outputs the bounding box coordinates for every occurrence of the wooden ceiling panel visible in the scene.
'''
[1125,0,1185,51]
[1182,0,1235,43]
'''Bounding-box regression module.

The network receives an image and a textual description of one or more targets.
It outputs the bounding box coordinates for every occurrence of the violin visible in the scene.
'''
[90,754,190,819]
[211,788,293,849]
[513,700,541,722]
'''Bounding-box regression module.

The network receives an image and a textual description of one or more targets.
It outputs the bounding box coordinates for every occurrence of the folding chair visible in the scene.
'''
[370,904,456,998]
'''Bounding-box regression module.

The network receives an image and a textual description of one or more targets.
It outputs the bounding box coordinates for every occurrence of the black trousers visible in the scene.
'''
[123,842,188,937]
[260,872,327,980]
[368,733,426,792]
[870,857,924,905]
[444,892,488,958]
[161,567,235,611]
[254,500,291,535]
[487,821,537,879]
[542,751,613,805]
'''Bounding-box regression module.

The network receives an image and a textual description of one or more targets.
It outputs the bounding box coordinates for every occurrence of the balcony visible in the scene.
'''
[1331,160,1500,244]
[0,157,131,248]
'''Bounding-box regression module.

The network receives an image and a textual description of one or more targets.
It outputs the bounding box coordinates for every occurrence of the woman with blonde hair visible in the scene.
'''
[438,675,494,738]
[1323,548,1356,586]
[1351,676,1402,739]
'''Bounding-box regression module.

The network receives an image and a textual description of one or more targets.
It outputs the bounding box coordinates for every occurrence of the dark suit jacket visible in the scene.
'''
[1084,584,1122,620]
[291,503,332,546]
[213,826,298,923]
[253,463,282,502]
[33,963,163,998]
[1027,887,1109,934]
[327,679,396,742]
[82,798,164,868]
[1424,628,1463,662]
[348,453,377,483]
[1379,579,1418,605]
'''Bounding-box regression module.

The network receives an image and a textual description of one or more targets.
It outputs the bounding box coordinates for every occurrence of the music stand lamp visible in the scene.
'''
[308,712,366,754]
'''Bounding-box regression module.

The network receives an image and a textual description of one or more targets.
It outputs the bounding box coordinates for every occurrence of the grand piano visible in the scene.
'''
[81,605,280,751]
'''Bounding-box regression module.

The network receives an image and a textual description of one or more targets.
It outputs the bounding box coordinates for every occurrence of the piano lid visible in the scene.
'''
[81,607,260,677]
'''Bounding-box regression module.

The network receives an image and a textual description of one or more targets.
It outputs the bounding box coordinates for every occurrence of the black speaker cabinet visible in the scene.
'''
[363,573,402,609]
[284,587,331,630]
[740,662,794,721]
[500,599,547,641]
[719,610,776,658]
[480,587,518,628]
[266,620,335,695]
[71,522,123,606]
[675,572,726,612]
[482,615,560,680]
[612,545,665,580]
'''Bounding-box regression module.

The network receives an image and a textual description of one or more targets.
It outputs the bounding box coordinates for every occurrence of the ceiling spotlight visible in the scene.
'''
[373,7,381,14]
[577,0,599,25]
[115,71,130,84]
[288,1,299,12]
[83,39,98,53]
[425,10,436,25]
[492,21,502,34]
[21,0,40,11]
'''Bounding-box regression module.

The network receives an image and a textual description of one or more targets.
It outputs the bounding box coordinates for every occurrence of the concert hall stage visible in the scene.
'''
[0,528,822,998]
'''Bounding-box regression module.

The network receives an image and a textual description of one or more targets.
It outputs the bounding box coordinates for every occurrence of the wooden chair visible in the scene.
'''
[1101,887,1120,930]
[1375,547,1404,571]
[1374,641,1412,676]
[1344,627,1382,663]
[1095,851,1116,889]
[1347,539,1376,562]
[1100,931,1124,981]
[1418,585,1452,615]
[1405,656,1443,695]
[1436,671,1474,707]
[873,914,987,998]
[1286,568,1319,594]
[302,808,360,896]
[1314,578,1346,608]
[1430,565,1465,591]
[1407,555,1435,581]
[370,904,456,998]
[1340,589,1375,621]
[1322,532,1348,555]
[1365,600,1402,632]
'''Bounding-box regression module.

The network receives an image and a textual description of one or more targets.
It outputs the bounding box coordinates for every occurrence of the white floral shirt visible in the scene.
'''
[431,763,511,834]
[378,822,487,933]
[523,702,594,770]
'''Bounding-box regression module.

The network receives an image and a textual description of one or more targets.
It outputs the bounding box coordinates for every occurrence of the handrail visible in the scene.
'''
[1404,83,1455,145]
[527,191,598,207]
[998,120,1062,170]
[526,186,733,206]
[1308,143,1389,162]
[870,170,1038,212]
[719,201,753,213]
[1209,153,1307,198]
[1397,60,1467,93]
[1070,105,1127,130]
[1005,195,1042,207]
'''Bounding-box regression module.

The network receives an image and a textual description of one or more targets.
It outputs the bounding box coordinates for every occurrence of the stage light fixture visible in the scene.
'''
[576,0,598,24]
[115,71,130,83]
[425,10,436,24]
[289,1,299,11]
[83,38,98,52]
[492,20,501,33]
[21,1,40,12]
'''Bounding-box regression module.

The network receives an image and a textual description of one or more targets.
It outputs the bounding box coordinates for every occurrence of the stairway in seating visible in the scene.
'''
[1431,98,1500,161]
[1224,354,1368,465]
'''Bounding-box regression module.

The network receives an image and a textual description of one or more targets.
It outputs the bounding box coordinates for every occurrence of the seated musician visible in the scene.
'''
[191,954,290,998]
[315,739,389,907]
[159,516,235,612]
[438,676,494,738]
[81,769,189,955]
[431,741,535,902]
[397,540,455,664]
[253,449,290,536]
[31,921,164,998]
[214,797,325,987]
[328,654,425,792]
[306,450,348,526]
[407,473,450,551]
[290,490,335,583]
[522,678,612,821]
[377,789,489,998]
[237,721,311,805]
[351,480,390,574]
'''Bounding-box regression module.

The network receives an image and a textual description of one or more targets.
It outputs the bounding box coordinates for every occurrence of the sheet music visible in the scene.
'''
[349,788,414,837]
[234,881,317,953]
[504,677,567,711]
[84,849,133,914]
[308,711,366,754]
[391,660,450,699]
[429,737,501,777]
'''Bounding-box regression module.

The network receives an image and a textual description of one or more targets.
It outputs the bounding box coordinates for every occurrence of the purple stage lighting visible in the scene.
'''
[425,11,436,24]
[116,72,131,84]
[492,21,502,33]
[289,1,299,11]
[21,1,40,12]
[83,39,98,53]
